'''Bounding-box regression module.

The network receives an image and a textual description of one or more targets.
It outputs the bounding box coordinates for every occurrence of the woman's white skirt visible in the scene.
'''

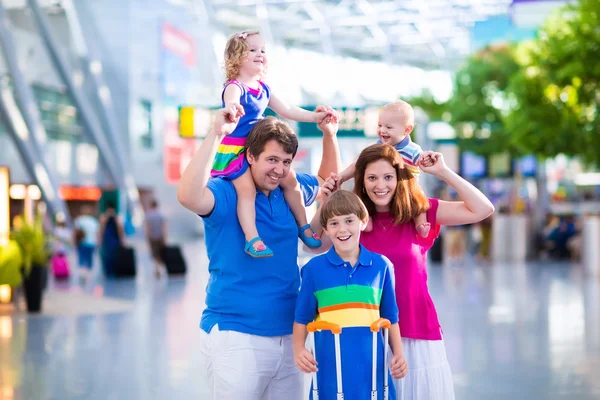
[393,338,455,400]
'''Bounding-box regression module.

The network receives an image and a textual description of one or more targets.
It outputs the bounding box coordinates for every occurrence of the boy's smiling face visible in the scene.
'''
[324,213,365,254]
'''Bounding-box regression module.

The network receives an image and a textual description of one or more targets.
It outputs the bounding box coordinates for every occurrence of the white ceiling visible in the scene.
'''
[1,0,60,8]
[196,0,514,69]
[3,0,515,69]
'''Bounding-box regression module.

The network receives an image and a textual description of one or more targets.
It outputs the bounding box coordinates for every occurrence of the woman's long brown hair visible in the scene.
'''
[354,144,430,225]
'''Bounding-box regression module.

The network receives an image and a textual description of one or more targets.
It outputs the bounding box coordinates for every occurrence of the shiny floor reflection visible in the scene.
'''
[1,240,599,400]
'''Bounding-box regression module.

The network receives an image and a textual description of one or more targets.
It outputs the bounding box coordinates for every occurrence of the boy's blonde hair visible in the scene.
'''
[381,100,415,127]
[223,31,261,84]
[320,190,369,228]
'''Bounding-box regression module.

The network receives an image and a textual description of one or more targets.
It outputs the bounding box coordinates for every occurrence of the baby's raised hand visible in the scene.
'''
[417,154,435,168]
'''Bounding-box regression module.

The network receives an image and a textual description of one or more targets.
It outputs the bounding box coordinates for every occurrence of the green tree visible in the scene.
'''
[407,91,451,143]
[408,92,449,121]
[448,44,522,156]
[506,0,600,166]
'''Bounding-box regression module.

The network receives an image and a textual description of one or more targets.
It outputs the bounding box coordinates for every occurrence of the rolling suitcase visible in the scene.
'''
[161,245,187,275]
[51,253,70,280]
[114,246,136,277]
[307,318,392,400]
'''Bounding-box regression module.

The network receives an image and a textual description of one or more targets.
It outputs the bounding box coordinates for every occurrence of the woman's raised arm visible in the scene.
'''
[419,151,495,226]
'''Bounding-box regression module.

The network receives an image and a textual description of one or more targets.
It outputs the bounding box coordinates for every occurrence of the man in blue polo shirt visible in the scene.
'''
[177,106,341,399]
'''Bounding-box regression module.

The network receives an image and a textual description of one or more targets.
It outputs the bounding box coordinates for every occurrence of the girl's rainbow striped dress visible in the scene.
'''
[210,80,271,179]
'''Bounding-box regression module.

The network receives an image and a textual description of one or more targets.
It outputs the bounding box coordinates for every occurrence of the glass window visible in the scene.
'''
[0,77,83,142]
[32,84,83,141]
[0,75,13,137]
[133,100,153,149]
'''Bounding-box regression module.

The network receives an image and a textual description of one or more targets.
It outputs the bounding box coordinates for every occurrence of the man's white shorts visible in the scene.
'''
[199,325,303,400]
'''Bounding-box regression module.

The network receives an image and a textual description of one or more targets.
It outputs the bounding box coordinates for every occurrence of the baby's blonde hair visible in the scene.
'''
[223,31,261,84]
[382,100,415,127]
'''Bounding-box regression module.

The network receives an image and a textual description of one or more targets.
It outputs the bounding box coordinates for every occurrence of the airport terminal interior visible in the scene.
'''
[1,0,599,399]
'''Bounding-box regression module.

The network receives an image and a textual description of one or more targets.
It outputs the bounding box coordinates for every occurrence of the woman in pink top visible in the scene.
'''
[312,144,494,399]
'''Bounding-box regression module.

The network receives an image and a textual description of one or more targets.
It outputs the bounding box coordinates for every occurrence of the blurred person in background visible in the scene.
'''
[442,191,468,264]
[476,215,493,262]
[97,201,125,277]
[52,216,72,255]
[73,205,99,280]
[177,108,340,400]
[566,215,583,262]
[213,30,334,258]
[444,225,468,264]
[545,216,576,259]
[50,216,73,279]
[145,199,167,277]
[534,213,558,259]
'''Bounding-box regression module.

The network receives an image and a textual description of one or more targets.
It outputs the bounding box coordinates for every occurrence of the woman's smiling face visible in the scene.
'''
[363,159,397,212]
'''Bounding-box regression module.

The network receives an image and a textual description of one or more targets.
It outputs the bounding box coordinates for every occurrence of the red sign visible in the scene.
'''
[59,186,102,201]
[161,23,198,184]
[161,23,196,66]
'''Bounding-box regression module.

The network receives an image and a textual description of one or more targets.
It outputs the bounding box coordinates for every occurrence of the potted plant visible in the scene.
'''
[11,214,50,312]
[0,240,23,303]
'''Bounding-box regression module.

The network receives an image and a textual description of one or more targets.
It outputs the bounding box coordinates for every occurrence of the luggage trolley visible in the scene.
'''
[307,318,392,400]
[370,318,391,400]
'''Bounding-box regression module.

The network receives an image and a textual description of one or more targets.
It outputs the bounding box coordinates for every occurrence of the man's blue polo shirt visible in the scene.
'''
[201,173,319,337]
[295,245,398,400]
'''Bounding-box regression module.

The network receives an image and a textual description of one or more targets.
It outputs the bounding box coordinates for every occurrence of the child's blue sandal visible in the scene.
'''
[244,237,274,258]
[298,224,322,249]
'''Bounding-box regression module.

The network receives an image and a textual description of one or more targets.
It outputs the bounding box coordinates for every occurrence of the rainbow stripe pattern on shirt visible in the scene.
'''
[210,136,247,177]
[397,139,422,177]
[401,158,421,177]
[315,284,382,327]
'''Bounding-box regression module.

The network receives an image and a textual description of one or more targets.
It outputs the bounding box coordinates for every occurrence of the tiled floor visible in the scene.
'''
[1,239,599,400]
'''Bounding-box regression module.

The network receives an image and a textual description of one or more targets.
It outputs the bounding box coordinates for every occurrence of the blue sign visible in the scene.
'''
[461,151,487,178]
[515,155,537,177]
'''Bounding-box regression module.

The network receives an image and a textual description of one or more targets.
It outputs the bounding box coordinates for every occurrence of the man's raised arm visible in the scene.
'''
[177,108,241,216]
[316,108,342,185]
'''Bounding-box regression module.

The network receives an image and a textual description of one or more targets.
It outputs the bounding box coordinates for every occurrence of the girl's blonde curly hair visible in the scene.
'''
[223,31,263,84]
